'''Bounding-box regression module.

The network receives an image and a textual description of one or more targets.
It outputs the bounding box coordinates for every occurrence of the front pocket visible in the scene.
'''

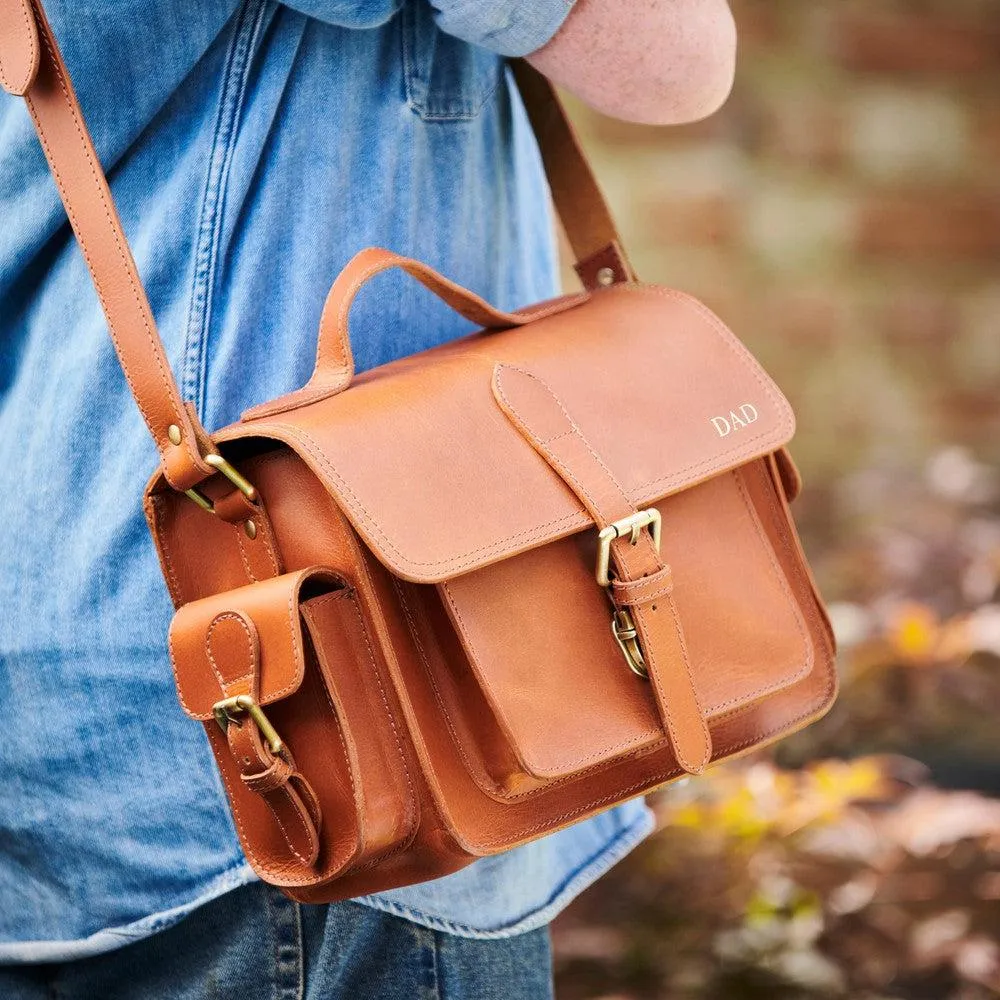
[401,0,503,122]
[422,459,814,794]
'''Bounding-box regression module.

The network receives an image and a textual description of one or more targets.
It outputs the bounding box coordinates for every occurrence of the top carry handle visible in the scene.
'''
[0,0,634,494]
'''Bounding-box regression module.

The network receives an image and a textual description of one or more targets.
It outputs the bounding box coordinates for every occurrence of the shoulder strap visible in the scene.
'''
[510,61,635,287]
[0,0,634,490]
[1,0,214,490]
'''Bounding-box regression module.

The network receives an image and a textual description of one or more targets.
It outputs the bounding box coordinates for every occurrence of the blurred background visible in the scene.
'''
[551,1,1000,997]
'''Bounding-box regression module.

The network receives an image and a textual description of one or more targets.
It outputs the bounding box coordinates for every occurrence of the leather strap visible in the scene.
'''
[205,610,322,868]
[510,61,636,286]
[0,0,634,486]
[492,364,712,774]
[243,247,590,419]
[0,0,37,95]
[5,0,215,491]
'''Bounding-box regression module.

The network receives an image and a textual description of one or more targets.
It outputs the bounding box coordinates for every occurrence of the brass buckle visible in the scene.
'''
[184,454,258,514]
[611,607,648,677]
[595,508,662,588]
[212,695,283,755]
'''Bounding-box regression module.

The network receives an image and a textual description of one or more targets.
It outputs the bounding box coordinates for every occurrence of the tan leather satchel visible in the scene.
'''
[1,0,836,902]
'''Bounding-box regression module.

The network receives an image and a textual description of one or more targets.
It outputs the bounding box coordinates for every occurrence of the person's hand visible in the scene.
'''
[527,0,737,125]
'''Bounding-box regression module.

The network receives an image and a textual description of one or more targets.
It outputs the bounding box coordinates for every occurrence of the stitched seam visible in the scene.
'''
[440,579,663,774]
[267,419,584,565]
[399,578,669,802]
[205,612,255,690]
[168,576,305,719]
[209,712,336,887]
[341,584,418,825]
[250,289,588,419]
[401,5,501,122]
[231,511,280,581]
[209,729,272,874]
[180,0,268,414]
[613,578,674,604]
[0,0,36,92]
[261,792,310,866]
[296,506,422,851]
[467,648,837,851]
[273,580,304,701]
[299,534,418,849]
[295,628,362,877]
[149,494,186,605]
[235,527,259,582]
[209,726,329,885]
[167,620,199,717]
[300,604,364,841]
[318,255,539,389]
[24,17,198,476]
[22,0,36,87]
[262,287,794,576]
[495,365,635,515]
[259,518,282,575]
[305,595,419,876]
[631,594,704,773]
[702,466,812,714]
[391,580,511,795]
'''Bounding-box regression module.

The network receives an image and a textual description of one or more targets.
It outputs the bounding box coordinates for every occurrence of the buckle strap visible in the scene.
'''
[610,566,674,609]
[202,609,322,869]
[492,363,712,774]
[228,716,322,869]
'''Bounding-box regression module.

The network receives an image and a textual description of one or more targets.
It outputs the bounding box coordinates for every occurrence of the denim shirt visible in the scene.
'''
[0,0,652,961]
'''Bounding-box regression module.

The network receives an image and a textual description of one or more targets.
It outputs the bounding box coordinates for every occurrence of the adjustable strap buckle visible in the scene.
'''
[595,508,662,588]
[212,695,283,755]
[595,508,663,676]
[611,607,648,678]
[184,453,258,514]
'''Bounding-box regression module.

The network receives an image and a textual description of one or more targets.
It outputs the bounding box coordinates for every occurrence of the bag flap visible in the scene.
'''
[238,285,795,583]
[169,567,346,720]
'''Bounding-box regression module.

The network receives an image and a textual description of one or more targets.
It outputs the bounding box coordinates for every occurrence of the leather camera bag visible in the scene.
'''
[1,0,837,902]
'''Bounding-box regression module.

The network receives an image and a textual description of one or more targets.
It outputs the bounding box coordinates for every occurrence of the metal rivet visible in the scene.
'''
[243,520,257,540]
[167,424,182,445]
[596,266,615,287]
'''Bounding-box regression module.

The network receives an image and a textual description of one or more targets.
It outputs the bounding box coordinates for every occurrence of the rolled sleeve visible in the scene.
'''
[430,0,575,57]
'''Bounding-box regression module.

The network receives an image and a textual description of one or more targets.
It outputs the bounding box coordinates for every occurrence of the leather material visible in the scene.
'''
[510,60,635,281]
[169,567,345,720]
[237,285,795,584]
[491,363,711,774]
[9,0,213,488]
[574,241,632,289]
[9,0,838,904]
[0,0,37,95]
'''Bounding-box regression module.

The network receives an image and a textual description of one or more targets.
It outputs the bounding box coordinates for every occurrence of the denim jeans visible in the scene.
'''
[0,882,553,1000]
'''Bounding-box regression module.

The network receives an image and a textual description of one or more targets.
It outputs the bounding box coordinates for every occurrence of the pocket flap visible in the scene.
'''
[235,285,794,584]
[169,567,347,720]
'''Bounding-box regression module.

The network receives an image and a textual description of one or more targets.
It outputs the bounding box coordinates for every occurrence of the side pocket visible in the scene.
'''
[401,0,503,122]
[168,568,417,889]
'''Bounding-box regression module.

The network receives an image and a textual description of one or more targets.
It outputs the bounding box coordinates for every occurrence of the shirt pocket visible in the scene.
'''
[402,1,503,122]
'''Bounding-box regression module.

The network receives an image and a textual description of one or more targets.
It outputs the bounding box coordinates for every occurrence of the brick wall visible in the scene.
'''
[566,0,1000,500]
